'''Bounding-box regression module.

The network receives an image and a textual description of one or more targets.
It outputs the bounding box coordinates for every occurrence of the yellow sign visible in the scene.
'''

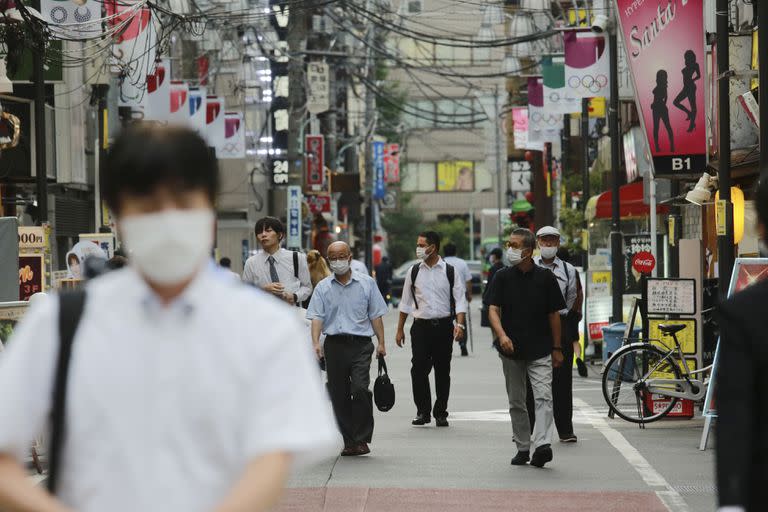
[668,216,676,247]
[752,30,758,90]
[568,9,591,27]
[649,319,697,355]
[573,97,606,118]
[592,271,611,285]
[437,161,473,192]
[716,199,727,236]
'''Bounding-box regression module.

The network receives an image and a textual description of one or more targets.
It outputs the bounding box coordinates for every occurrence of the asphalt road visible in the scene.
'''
[276,305,717,512]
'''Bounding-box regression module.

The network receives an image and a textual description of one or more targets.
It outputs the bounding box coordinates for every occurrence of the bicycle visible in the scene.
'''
[601,323,712,424]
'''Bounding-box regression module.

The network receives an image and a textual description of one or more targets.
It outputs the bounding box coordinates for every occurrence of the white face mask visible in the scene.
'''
[540,246,558,260]
[416,246,431,261]
[329,259,351,275]
[507,247,523,266]
[120,209,214,285]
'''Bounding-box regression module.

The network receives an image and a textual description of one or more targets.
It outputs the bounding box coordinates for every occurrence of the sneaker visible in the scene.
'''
[559,434,578,443]
[510,451,530,466]
[530,444,553,468]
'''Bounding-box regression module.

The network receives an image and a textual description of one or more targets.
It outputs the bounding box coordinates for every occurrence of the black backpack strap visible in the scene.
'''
[293,251,299,279]
[410,264,420,310]
[446,263,456,319]
[48,290,87,494]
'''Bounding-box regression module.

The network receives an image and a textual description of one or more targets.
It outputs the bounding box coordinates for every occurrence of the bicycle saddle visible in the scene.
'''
[658,324,687,335]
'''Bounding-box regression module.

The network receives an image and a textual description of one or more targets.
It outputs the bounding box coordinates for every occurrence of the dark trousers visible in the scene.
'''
[410,318,454,418]
[527,333,575,438]
[324,335,375,445]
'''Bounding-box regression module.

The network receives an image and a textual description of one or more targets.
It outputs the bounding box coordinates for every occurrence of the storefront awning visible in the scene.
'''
[585,181,669,221]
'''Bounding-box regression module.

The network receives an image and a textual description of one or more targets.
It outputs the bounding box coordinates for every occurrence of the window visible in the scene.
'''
[399,37,434,64]
[473,44,491,64]
[402,162,436,192]
[406,0,422,14]
[404,100,434,129]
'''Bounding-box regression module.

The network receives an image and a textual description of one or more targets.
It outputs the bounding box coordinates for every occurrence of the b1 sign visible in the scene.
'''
[614,0,706,177]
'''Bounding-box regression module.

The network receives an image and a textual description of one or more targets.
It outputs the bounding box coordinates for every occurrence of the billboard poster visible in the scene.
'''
[372,141,386,200]
[305,135,325,187]
[615,0,707,176]
[18,254,45,301]
[437,161,473,192]
[219,112,246,159]
[542,55,572,114]
[564,30,610,102]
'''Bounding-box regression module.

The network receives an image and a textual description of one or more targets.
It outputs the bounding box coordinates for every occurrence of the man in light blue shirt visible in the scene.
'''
[307,241,388,457]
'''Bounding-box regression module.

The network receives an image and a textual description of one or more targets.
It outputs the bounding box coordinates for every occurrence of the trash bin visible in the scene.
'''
[602,323,642,381]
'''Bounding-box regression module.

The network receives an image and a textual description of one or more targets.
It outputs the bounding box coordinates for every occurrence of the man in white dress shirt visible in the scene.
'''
[533,225,579,443]
[0,125,340,512]
[242,217,312,306]
[396,231,467,428]
[443,242,473,356]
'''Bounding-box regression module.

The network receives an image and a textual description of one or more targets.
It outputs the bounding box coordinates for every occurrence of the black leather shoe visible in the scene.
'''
[412,414,431,426]
[510,451,530,466]
[530,444,553,468]
[435,417,449,427]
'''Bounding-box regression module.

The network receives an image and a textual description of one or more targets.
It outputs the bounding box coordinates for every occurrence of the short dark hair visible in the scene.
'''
[511,228,536,251]
[419,231,442,252]
[490,247,503,259]
[254,216,285,238]
[443,242,457,256]
[102,124,218,215]
[758,179,768,233]
[219,257,232,268]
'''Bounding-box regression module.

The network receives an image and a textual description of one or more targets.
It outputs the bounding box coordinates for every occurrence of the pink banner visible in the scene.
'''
[615,0,706,176]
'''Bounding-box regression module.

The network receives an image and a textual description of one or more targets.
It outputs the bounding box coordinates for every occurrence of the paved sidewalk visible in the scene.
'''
[276,306,716,512]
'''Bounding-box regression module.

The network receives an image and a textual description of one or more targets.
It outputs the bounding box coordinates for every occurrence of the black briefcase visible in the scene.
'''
[374,356,395,412]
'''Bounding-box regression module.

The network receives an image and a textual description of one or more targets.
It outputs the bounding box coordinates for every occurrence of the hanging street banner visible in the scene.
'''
[384,144,400,183]
[528,77,562,147]
[372,141,386,200]
[306,62,330,114]
[42,0,104,39]
[615,0,707,176]
[144,58,171,122]
[305,135,325,188]
[220,112,246,159]
[511,107,529,150]
[189,87,207,135]
[206,95,225,152]
[169,81,191,127]
[542,55,572,114]
[286,186,302,249]
[564,30,610,104]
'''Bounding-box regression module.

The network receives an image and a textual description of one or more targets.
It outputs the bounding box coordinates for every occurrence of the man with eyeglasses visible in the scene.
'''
[307,242,388,456]
[488,228,565,469]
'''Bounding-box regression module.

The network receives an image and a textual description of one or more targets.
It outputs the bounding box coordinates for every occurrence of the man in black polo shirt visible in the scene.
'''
[488,228,565,468]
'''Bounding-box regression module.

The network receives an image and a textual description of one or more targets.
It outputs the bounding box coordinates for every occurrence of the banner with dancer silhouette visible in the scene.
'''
[615,0,706,177]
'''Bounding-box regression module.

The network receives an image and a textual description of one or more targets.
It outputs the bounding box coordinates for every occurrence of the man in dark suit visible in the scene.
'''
[716,178,768,512]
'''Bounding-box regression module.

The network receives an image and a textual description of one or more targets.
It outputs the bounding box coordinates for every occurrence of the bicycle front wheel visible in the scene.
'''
[602,344,681,423]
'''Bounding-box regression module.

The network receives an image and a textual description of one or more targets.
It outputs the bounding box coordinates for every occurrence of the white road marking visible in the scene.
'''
[574,398,690,512]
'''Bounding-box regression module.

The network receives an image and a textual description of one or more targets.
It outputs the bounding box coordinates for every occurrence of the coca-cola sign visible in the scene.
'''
[632,251,656,275]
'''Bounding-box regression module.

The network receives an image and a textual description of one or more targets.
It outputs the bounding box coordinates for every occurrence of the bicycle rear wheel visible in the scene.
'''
[602,344,681,423]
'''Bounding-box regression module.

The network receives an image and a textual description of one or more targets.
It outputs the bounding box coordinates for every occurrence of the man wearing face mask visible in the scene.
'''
[396,231,467,428]
[0,126,341,512]
[242,216,312,307]
[307,242,388,456]
[533,226,579,443]
[488,228,565,468]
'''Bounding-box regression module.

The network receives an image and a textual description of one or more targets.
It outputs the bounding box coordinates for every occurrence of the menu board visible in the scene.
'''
[646,278,696,315]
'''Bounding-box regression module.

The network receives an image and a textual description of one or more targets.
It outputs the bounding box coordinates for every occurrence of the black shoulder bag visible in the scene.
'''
[48,290,87,494]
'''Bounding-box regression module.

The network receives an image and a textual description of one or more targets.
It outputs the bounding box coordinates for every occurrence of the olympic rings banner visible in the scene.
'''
[42,0,105,39]
[564,30,610,103]
[528,77,562,149]
[615,0,707,177]
[542,55,573,114]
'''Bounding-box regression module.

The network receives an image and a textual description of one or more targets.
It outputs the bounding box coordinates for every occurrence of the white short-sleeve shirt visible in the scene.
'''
[0,267,340,512]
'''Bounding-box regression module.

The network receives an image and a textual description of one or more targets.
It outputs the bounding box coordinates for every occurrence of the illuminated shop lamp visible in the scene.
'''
[715,186,745,245]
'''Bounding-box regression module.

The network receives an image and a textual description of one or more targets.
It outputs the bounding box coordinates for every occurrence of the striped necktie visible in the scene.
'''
[267,255,280,283]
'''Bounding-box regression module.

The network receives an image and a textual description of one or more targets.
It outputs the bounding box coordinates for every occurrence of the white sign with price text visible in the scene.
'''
[286,186,302,249]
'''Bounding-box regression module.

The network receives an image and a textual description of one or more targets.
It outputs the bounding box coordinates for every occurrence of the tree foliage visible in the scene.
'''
[428,218,470,259]
[380,192,423,268]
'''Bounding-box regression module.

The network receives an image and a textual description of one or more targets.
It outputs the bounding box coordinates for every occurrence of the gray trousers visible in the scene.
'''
[501,355,554,452]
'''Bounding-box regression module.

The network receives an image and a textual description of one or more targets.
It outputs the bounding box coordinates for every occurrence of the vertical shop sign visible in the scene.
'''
[372,141,385,200]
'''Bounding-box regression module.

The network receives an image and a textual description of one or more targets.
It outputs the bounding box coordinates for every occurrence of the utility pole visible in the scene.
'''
[31,7,47,224]
[363,3,376,271]
[716,0,734,298]
[580,98,591,352]
[287,0,308,190]
[495,83,503,247]
[608,28,624,323]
